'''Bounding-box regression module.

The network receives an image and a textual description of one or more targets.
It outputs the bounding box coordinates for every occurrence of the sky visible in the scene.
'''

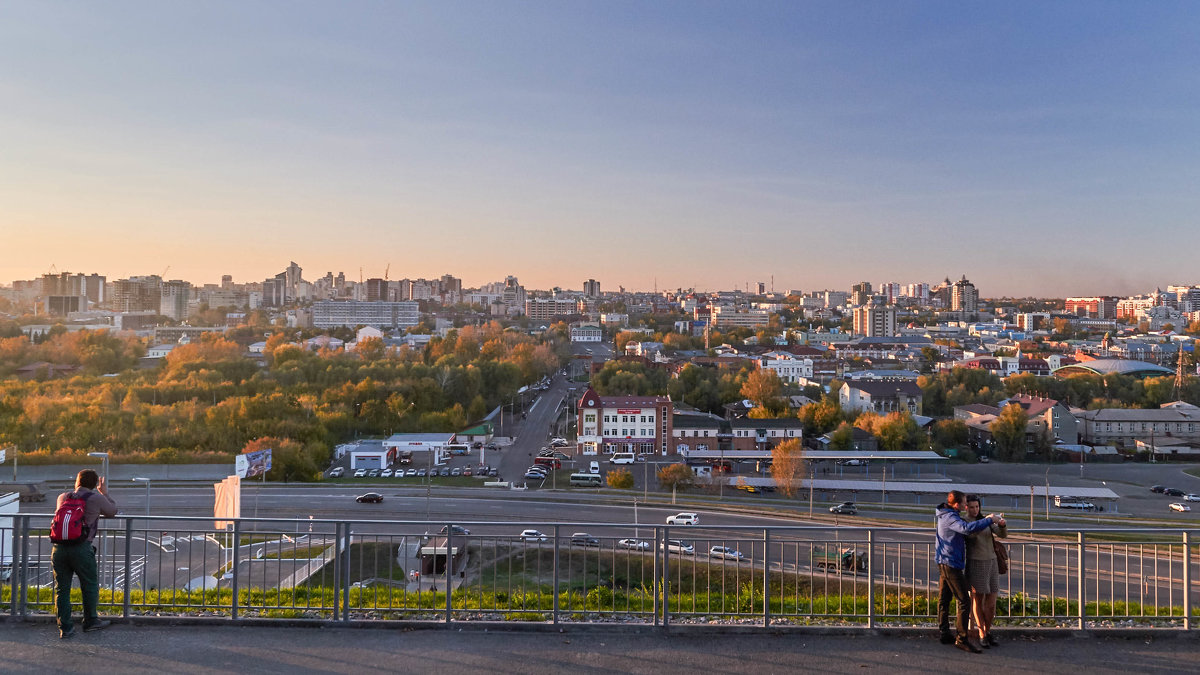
[2,2,1198,297]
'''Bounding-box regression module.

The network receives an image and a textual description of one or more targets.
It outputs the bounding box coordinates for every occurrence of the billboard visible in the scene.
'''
[235,448,272,479]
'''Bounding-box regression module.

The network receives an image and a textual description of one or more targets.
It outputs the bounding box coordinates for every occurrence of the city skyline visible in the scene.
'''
[3,3,1199,295]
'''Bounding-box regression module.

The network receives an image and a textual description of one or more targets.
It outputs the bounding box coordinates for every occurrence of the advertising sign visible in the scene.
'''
[235,448,272,479]
[213,475,241,529]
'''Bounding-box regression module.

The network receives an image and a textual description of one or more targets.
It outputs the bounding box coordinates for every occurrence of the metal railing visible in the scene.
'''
[2,515,1196,629]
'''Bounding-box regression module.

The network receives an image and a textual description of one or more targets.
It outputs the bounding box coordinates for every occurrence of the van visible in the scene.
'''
[588,461,600,475]
[609,453,635,465]
[533,456,561,469]
[569,473,602,487]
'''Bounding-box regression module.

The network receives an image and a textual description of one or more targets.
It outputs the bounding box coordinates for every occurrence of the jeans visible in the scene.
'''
[52,543,99,631]
[937,563,971,638]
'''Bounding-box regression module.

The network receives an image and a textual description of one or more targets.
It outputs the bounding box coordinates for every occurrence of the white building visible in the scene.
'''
[570,325,603,342]
[311,300,420,329]
[756,351,814,383]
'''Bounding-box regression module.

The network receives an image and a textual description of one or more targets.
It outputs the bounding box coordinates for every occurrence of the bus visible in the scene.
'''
[569,473,603,487]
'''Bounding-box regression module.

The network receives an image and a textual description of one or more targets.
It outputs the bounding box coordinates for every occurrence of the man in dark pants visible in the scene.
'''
[935,489,1000,653]
[52,468,119,639]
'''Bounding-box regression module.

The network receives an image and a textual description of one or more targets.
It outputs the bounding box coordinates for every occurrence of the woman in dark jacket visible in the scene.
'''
[965,494,1006,647]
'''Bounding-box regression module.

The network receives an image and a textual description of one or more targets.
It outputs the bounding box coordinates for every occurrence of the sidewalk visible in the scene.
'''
[1,622,1196,674]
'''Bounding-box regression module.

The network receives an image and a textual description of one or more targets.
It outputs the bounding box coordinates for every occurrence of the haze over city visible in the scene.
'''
[3,2,1199,295]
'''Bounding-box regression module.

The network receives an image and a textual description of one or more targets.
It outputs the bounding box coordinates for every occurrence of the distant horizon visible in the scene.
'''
[6,261,1193,300]
[4,3,1199,297]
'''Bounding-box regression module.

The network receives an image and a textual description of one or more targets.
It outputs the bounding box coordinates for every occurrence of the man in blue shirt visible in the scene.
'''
[935,490,1001,652]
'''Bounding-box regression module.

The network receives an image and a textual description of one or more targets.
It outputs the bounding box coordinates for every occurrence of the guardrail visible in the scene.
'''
[2,515,1196,629]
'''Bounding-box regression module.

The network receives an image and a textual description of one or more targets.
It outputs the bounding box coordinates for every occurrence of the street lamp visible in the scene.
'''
[132,477,151,516]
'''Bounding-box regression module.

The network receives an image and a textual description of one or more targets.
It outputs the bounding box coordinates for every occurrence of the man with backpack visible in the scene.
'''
[51,468,118,639]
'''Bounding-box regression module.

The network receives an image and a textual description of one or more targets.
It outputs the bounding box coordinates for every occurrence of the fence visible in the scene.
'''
[2,515,1196,629]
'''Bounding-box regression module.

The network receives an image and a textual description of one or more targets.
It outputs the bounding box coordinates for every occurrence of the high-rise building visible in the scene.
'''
[221,275,233,290]
[583,279,601,298]
[365,278,388,302]
[160,280,192,321]
[112,276,163,313]
[1065,296,1119,319]
[951,276,978,313]
[852,301,897,337]
[851,281,873,306]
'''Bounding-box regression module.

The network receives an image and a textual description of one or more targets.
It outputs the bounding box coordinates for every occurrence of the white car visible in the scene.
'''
[353,469,366,478]
[1184,494,1200,502]
[550,437,568,446]
[617,538,651,551]
[519,529,548,542]
[661,539,695,555]
[589,461,600,475]
[709,546,746,562]
[380,469,393,478]
[666,512,699,526]
[1169,502,1191,512]
[327,467,344,478]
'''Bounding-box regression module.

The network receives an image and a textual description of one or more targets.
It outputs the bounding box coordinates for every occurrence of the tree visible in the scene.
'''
[797,398,843,436]
[741,369,785,416]
[770,439,805,498]
[989,404,1029,461]
[828,422,854,451]
[656,463,694,491]
[606,468,634,489]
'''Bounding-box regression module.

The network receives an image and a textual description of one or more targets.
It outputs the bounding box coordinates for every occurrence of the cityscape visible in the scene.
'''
[3,2,1199,667]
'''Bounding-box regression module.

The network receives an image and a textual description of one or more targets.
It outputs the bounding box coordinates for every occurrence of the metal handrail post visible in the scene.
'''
[12,514,25,618]
[445,528,453,625]
[1183,531,1191,631]
[331,521,341,622]
[662,526,670,629]
[552,524,560,626]
[123,518,132,618]
[763,528,771,627]
[867,529,875,629]
[18,514,31,617]
[231,520,241,621]
[652,526,660,627]
[343,523,353,622]
[1077,531,1086,630]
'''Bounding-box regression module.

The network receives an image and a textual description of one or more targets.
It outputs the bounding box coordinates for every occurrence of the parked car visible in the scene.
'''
[353,469,366,477]
[327,467,344,478]
[1165,488,1186,497]
[1185,494,1200,502]
[1169,502,1191,512]
[439,525,471,535]
[829,502,858,515]
[519,529,548,542]
[355,493,384,503]
[487,468,499,477]
[550,437,568,446]
[451,467,461,477]
[837,459,867,467]
[439,467,451,477]
[472,441,483,449]
[666,512,699,525]
[978,456,990,464]
[662,539,695,555]
[524,469,548,480]
[618,538,651,551]
[416,468,427,477]
[589,461,600,475]
[462,467,474,477]
[709,546,746,562]
[485,443,498,451]
[406,468,418,477]
[570,532,601,547]
[1150,485,1166,493]
[380,469,393,478]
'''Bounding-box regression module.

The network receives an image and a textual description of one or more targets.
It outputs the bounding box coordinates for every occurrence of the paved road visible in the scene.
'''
[1,623,1197,674]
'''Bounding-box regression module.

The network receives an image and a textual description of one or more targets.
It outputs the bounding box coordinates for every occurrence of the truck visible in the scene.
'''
[0,482,48,503]
[812,546,868,573]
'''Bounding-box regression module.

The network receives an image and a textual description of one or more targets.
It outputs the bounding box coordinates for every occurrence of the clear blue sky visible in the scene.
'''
[2,2,1198,296]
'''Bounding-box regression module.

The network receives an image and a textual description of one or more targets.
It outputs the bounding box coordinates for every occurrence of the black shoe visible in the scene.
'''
[59,628,76,639]
[83,619,111,633]
[984,634,999,648]
[940,632,955,644]
[955,639,982,654]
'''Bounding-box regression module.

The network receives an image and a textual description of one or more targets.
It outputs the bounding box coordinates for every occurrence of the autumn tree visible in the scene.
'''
[656,463,694,491]
[989,404,1029,461]
[606,468,634,489]
[770,438,805,498]
[741,368,786,417]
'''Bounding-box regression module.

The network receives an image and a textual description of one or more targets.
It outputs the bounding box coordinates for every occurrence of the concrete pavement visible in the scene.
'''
[1,622,1197,674]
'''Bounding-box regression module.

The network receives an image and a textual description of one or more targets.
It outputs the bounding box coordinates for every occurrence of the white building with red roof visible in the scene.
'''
[576,387,673,456]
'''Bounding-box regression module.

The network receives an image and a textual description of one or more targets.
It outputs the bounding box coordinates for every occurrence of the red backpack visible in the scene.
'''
[50,491,93,545]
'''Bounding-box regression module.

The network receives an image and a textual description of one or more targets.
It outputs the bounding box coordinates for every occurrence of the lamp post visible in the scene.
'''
[1044,466,1051,521]
[87,451,110,585]
[132,477,151,516]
